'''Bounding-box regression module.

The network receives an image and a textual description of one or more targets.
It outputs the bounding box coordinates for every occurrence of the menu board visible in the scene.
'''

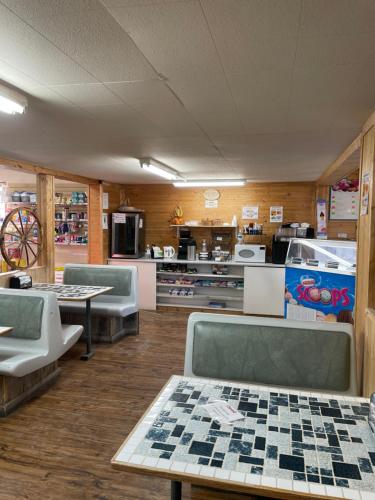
[330,188,359,220]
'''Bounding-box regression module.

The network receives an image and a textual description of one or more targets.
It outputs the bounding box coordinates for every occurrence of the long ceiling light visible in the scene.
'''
[173,180,246,188]
[139,158,183,181]
[0,83,27,115]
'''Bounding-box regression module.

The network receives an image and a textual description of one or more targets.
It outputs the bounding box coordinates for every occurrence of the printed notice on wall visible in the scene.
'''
[102,213,108,230]
[242,206,258,219]
[113,213,126,223]
[329,178,359,220]
[361,172,370,215]
[270,206,283,223]
[316,199,327,239]
[205,199,218,208]
[102,192,109,210]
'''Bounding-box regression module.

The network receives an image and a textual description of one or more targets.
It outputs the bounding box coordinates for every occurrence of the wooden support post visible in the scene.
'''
[36,174,55,283]
[88,183,104,264]
[355,120,375,394]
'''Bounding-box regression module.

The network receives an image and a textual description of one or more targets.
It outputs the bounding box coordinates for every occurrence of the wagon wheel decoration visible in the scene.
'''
[0,207,43,270]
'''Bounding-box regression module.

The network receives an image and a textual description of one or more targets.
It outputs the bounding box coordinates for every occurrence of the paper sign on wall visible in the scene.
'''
[316,199,327,239]
[102,213,108,229]
[205,199,218,208]
[270,206,283,223]
[102,192,109,210]
[242,206,258,219]
[361,172,370,216]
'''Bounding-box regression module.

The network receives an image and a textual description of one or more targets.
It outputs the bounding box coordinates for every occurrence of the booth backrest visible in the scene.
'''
[0,294,44,340]
[184,313,357,396]
[63,264,133,297]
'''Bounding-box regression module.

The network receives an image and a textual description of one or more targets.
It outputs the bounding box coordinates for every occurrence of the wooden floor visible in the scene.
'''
[0,311,263,500]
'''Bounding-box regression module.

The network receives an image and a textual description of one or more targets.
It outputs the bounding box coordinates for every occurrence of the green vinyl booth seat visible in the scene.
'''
[0,289,83,377]
[59,264,138,317]
[184,313,358,396]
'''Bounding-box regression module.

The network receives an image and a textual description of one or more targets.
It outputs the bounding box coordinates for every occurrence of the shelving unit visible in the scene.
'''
[156,261,244,311]
[54,193,88,247]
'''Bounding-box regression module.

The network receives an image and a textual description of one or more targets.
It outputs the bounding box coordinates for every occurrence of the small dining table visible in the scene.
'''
[0,326,13,336]
[112,375,375,500]
[31,283,112,360]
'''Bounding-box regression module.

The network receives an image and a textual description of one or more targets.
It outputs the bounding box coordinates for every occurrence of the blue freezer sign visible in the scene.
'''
[285,267,355,324]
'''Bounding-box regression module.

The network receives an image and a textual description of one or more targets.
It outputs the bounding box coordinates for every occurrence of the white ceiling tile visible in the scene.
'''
[108,1,223,78]
[168,75,244,135]
[107,80,203,136]
[1,0,157,83]
[48,83,123,106]
[295,33,375,69]
[0,4,96,85]
[300,0,375,36]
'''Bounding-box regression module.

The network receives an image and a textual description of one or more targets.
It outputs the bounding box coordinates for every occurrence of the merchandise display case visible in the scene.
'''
[284,239,356,324]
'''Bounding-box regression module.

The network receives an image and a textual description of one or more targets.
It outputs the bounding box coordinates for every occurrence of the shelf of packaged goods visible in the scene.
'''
[6,202,37,207]
[157,282,243,290]
[156,271,243,279]
[54,242,88,246]
[156,303,243,312]
[55,203,87,207]
[156,292,243,301]
[54,219,88,223]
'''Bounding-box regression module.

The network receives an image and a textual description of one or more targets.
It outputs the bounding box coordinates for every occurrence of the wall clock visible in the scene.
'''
[203,189,220,201]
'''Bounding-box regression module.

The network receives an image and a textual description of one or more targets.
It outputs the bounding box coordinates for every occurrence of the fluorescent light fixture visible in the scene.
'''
[173,180,246,188]
[139,158,183,181]
[0,83,27,115]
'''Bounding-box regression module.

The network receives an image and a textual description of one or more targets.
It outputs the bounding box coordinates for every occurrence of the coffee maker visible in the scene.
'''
[177,228,196,260]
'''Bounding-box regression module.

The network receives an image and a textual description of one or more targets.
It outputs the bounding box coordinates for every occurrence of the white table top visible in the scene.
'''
[32,283,113,301]
[0,326,13,336]
[112,375,375,500]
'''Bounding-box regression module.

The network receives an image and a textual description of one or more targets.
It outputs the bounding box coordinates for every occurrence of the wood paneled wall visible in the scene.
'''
[355,120,375,390]
[121,182,316,252]
[364,308,375,396]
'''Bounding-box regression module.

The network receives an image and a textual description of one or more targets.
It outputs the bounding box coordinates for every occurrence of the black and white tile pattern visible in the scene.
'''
[115,376,375,499]
[32,283,109,299]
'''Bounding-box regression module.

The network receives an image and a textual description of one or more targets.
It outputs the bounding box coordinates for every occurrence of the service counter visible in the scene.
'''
[107,257,285,316]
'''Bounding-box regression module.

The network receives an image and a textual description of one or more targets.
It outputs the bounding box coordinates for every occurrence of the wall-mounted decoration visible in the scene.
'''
[270,206,283,223]
[242,206,258,219]
[316,199,327,239]
[361,172,370,216]
[203,189,220,201]
[329,178,359,220]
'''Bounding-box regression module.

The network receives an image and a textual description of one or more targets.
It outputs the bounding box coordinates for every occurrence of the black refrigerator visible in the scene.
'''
[111,208,145,258]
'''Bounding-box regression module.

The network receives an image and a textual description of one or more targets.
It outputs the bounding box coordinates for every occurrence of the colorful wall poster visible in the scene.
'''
[361,172,370,216]
[242,206,258,219]
[270,206,283,223]
[316,199,327,239]
[285,267,355,324]
[330,178,359,220]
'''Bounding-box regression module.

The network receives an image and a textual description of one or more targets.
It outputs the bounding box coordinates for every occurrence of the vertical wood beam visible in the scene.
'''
[355,125,375,392]
[88,183,104,264]
[36,174,55,283]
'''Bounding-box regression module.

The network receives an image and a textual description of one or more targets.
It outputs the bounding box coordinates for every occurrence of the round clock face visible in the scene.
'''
[203,189,220,201]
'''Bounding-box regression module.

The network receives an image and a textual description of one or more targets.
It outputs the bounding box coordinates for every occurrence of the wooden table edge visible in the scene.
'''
[0,326,13,336]
[110,374,342,500]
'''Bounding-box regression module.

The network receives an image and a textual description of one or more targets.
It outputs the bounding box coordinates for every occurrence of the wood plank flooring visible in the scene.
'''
[0,311,262,500]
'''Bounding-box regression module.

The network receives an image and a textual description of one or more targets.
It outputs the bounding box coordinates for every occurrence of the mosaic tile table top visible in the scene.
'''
[112,375,375,500]
[32,283,112,301]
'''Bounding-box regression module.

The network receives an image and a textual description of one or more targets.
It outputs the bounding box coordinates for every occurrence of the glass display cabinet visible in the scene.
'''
[284,239,356,324]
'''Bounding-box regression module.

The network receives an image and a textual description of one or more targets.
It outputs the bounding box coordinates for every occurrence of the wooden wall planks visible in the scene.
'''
[364,308,375,396]
[121,182,316,253]
[102,183,125,260]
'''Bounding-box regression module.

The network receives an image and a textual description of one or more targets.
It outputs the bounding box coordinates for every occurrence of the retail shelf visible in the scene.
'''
[55,219,88,222]
[156,292,243,301]
[55,243,88,246]
[156,271,243,279]
[157,282,243,290]
[156,303,243,312]
[6,201,37,206]
[55,202,87,206]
